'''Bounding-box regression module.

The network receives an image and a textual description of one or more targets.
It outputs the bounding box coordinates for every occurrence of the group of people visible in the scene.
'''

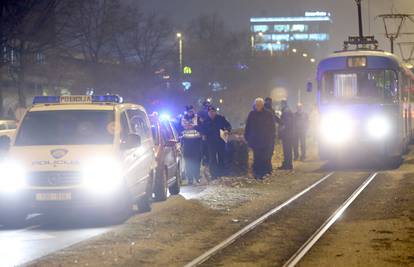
[176,97,308,183]
[244,97,309,179]
[177,101,232,185]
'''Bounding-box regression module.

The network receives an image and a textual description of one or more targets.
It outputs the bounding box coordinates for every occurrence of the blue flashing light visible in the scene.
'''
[159,113,171,121]
[92,95,123,103]
[33,96,60,104]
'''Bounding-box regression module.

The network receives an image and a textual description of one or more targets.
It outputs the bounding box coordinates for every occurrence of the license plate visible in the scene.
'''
[35,192,72,201]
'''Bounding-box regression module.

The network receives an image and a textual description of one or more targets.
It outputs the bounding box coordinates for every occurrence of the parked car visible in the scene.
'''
[0,120,18,139]
[150,114,182,201]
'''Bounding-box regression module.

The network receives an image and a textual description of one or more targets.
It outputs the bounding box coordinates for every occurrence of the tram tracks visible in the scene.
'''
[184,171,379,267]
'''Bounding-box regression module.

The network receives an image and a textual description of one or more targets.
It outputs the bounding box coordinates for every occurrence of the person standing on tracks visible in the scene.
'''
[201,106,232,180]
[278,100,295,170]
[244,98,276,179]
[181,105,202,185]
[293,103,309,161]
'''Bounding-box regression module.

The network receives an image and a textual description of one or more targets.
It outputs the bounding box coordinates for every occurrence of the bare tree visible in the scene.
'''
[113,4,175,73]
[61,0,121,64]
[185,14,248,92]
[0,0,66,110]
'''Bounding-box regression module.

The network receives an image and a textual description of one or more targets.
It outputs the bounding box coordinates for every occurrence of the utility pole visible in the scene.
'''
[355,0,364,37]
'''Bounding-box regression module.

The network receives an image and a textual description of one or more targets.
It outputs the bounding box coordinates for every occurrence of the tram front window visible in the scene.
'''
[322,70,398,103]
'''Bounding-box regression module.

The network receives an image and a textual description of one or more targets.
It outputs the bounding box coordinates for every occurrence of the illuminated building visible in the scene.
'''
[250,11,332,57]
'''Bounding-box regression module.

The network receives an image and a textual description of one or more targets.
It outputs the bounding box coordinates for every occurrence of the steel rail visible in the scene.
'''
[283,172,379,267]
[183,172,335,267]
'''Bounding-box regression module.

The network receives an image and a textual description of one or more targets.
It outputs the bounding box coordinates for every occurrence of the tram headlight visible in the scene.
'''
[320,112,354,145]
[367,116,390,140]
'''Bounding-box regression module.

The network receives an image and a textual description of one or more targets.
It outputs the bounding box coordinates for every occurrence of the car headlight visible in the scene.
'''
[320,112,354,145]
[367,116,390,139]
[0,160,26,193]
[82,157,123,193]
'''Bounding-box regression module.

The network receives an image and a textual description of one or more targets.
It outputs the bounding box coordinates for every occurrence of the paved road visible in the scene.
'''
[0,214,111,267]
[0,185,209,267]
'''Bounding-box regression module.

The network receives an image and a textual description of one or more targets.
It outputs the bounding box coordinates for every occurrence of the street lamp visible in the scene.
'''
[378,14,408,53]
[177,33,183,73]
[302,53,308,58]
[398,42,414,63]
[310,58,316,63]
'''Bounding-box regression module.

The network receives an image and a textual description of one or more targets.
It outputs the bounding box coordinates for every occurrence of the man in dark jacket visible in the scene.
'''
[198,100,211,166]
[294,103,309,161]
[244,98,276,179]
[201,106,232,179]
[278,100,295,170]
[181,105,202,185]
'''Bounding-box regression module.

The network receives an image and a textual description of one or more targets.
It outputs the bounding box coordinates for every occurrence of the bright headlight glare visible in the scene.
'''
[82,157,123,193]
[320,112,354,144]
[0,161,26,192]
[367,117,390,139]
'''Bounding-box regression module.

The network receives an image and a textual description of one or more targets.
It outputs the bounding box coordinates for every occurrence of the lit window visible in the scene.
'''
[274,24,290,32]
[293,34,309,40]
[272,34,290,41]
[291,24,308,32]
[309,33,329,41]
[253,25,269,32]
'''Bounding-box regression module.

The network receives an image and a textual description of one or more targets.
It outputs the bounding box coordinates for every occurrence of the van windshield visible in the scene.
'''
[15,110,115,146]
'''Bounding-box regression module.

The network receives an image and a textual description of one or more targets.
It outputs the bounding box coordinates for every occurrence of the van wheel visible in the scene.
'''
[0,211,27,229]
[169,167,181,195]
[137,174,153,213]
[154,168,168,202]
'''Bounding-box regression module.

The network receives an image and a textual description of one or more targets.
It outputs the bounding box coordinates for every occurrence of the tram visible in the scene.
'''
[315,37,414,163]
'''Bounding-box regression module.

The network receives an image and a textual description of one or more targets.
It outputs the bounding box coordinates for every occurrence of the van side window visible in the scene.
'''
[120,112,129,141]
[161,121,174,142]
[127,109,150,140]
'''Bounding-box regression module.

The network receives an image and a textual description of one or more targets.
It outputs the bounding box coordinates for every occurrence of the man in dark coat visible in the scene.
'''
[244,98,276,179]
[278,100,295,170]
[181,105,202,185]
[198,100,211,166]
[201,106,232,179]
[294,103,309,161]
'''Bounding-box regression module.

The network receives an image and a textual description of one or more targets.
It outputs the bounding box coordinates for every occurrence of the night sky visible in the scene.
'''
[140,0,414,55]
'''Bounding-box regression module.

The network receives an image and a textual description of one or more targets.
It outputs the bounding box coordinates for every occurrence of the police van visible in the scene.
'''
[0,95,156,226]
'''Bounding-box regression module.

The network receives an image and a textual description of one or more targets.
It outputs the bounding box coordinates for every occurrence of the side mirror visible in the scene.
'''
[0,136,11,151]
[121,134,141,150]
[306,81,313,92]
[165,139,178,147]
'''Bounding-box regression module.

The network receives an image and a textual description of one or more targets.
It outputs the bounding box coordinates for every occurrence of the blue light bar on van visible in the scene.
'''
[33,95,123,105]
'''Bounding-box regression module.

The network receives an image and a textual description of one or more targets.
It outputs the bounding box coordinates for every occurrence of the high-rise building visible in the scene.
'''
[250,11,332,58]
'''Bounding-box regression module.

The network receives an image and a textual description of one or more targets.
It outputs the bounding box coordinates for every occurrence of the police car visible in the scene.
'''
[0,95,156,226]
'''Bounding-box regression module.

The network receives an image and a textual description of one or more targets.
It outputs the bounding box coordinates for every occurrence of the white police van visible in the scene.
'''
[0,95,156,226]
